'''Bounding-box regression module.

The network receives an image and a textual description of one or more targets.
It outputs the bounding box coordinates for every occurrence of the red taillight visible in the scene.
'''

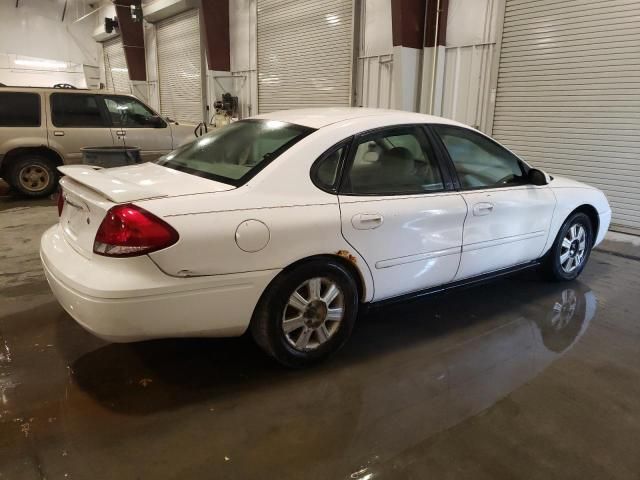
[56,190,65,216]
[93,204,179,257]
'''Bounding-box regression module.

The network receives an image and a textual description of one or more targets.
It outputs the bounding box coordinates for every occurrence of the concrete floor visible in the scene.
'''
[1,198,640,480]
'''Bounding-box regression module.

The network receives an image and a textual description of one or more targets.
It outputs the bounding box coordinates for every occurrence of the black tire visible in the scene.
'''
[250,258,359,368]
[7,155,58,198]
[544,212,593,281]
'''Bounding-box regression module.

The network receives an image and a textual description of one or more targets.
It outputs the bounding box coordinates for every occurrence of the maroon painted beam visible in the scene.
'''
[424,0,448,48]
[200,0,230,71]
[391,0,426,49]
[114,0,146,81]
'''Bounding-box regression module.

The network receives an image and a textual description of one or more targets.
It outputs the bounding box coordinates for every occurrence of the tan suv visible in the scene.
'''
[0,87,197,197]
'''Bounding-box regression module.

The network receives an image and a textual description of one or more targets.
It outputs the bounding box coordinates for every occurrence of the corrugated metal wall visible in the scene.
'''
[103,37,130,93]
[356,54,393,108]
[493,0,640,233]
[157,9,204,124]
[257,0,354,113]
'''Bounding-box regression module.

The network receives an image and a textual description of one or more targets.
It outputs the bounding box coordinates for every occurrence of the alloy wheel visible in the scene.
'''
[282,277,345,351]
[559,224,587,273]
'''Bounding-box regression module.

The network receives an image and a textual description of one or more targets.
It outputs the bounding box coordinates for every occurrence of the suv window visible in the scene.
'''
[50,93,107,128]
[0,92,40,127]
[344,126,444,195]
[104,95,164,128]
[434,125,526,189]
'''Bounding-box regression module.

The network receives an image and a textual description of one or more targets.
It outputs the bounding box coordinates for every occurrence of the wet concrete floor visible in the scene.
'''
[1,199,640,479]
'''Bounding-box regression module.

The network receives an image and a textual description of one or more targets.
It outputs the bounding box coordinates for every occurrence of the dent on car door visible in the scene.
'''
[335,125,467,301]
[432,125,556,280]
[102,95,172,162]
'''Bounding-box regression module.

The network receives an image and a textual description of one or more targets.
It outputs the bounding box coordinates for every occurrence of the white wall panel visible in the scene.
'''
[493,0,640,233]
[361,0,393,57]
[441,44,495,129]
[356,55,393,108]
[438,0,499,131]
[257,0,354,113]
[0,53,87,88]
[0,0,99,67]
[228,0,258,118]
[356,0,394,108]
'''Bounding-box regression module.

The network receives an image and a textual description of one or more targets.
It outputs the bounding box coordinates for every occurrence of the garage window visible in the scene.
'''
[0,92,40,127]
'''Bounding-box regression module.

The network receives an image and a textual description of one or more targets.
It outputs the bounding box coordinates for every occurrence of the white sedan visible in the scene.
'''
[40,108,611,366]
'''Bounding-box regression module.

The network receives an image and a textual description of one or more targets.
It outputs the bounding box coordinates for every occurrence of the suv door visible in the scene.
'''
[102,95,173,162]
[336,125,467,301]
[431,124,556,280]
[47,92,115,164]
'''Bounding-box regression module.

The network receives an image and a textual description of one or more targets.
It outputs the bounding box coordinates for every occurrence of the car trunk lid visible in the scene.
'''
[58,163,235,202]
[57,163,234,257]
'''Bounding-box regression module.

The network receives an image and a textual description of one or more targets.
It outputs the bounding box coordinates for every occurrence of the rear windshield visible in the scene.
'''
[155,120,314,186]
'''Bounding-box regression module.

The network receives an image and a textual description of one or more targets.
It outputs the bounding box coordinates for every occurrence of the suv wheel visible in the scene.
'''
[250,259,359,367]
[8,155,58,198]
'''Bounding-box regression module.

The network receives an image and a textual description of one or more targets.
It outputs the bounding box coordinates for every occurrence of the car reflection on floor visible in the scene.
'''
[47,278,593,479]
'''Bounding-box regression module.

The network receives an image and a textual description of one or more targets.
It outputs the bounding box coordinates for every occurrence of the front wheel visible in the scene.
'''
[250,259,359,367]
[544,212,593,281]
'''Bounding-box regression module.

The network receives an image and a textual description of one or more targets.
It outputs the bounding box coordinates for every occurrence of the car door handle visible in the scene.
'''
[473,202,494,216]
[352,213,384,230]
[115,130,126,136]
[53,131,65,136]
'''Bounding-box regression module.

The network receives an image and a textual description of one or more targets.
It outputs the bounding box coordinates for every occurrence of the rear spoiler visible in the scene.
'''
[58,165,167,203]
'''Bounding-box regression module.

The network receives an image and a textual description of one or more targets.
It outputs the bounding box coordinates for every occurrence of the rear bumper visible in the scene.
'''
[40,224,279,342]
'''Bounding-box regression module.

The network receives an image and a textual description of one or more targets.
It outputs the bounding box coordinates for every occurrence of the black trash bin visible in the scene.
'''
[81,146,142,168]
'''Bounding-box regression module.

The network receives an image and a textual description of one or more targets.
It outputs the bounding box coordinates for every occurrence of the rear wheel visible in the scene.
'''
[250,259,359,367]
[544,212,593,281]
[8,155,58,198]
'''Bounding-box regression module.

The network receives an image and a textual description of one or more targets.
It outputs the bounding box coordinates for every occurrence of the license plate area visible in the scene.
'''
[60,193,91,247]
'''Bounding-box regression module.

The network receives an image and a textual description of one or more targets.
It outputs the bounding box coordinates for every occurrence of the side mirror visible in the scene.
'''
[529,168,549,186]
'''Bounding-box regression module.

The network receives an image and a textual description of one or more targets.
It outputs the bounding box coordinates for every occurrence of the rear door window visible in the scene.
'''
[50,93,108,128]
[343,126,445,195]
[0,92,41,127]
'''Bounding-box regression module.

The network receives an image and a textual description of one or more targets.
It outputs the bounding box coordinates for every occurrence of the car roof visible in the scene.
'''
[251,107,466,129]
[0,86,129,96]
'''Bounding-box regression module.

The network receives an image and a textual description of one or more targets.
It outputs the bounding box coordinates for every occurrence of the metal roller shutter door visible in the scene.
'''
[257,0,354,113]
[493,0,640,233]
[103,37,130,93]
[157,9,203,124]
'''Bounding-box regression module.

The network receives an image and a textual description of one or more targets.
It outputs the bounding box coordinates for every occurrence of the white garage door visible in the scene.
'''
[157,9,203,124]
[103,37,130,93]
[257,0,354,113]
[493,0,640,233]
